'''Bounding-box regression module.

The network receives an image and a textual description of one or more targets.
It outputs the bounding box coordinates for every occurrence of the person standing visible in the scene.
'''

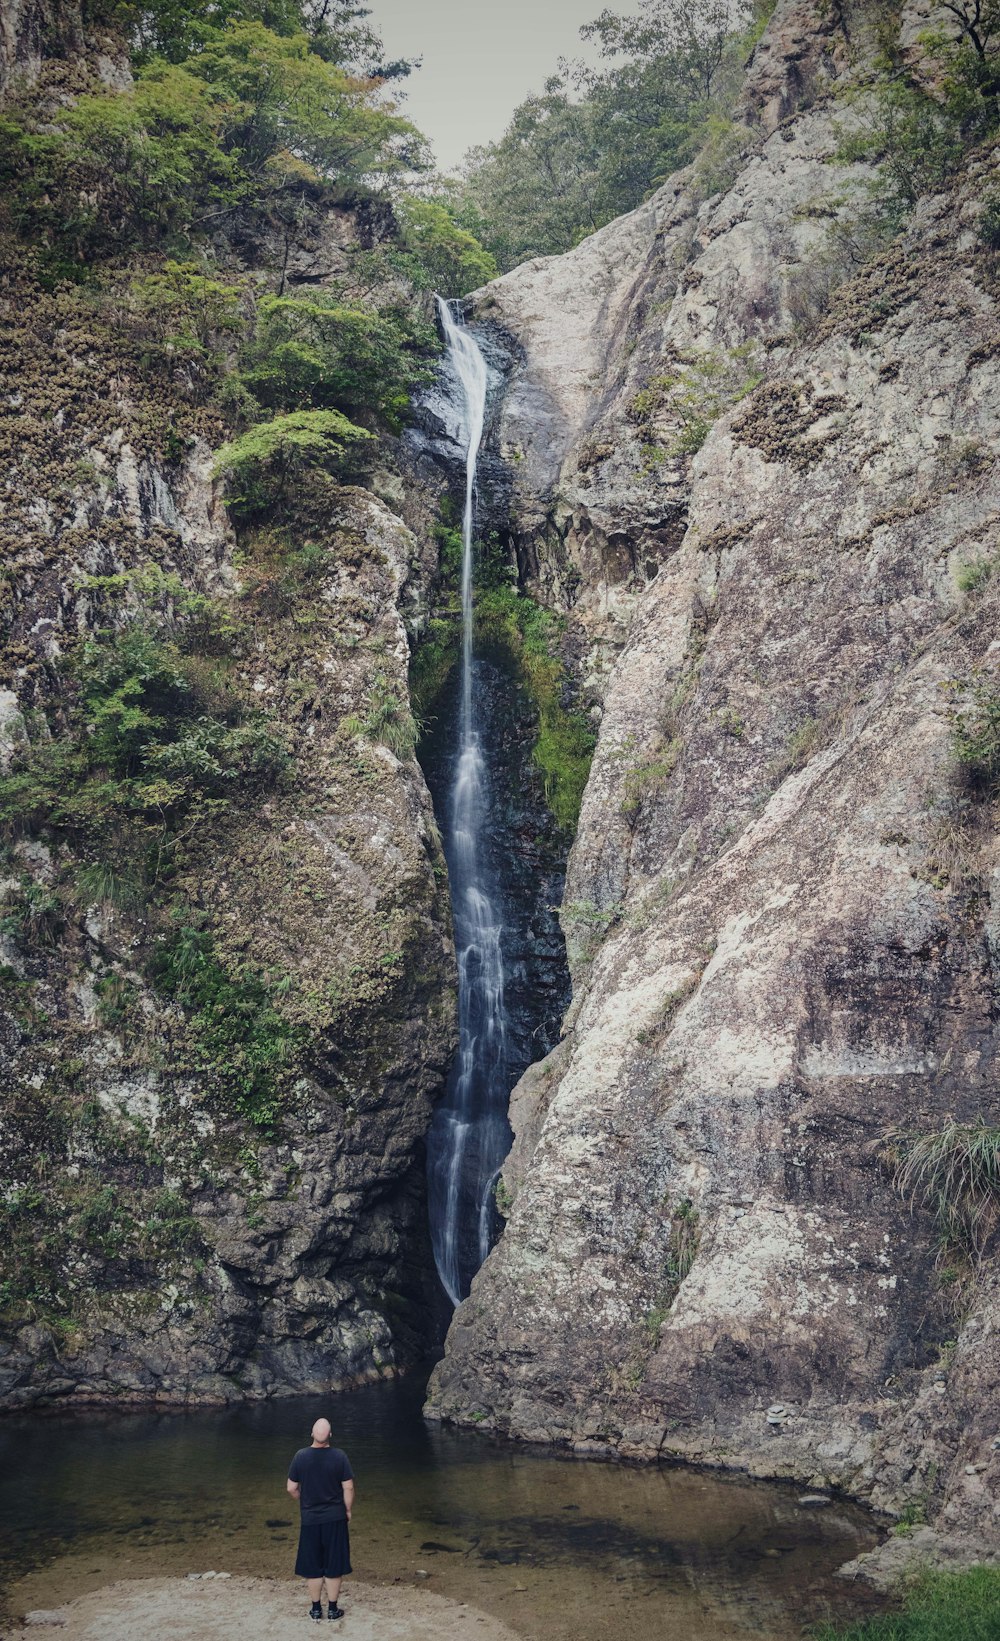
[287,1418,355,1621]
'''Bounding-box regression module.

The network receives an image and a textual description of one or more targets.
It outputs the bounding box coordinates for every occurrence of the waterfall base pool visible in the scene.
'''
[0,1374,886,1638]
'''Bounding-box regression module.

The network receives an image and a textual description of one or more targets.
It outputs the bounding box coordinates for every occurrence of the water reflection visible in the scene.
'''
[0,1374,884,1639]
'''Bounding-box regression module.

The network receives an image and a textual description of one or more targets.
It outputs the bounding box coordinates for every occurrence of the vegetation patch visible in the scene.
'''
[811,1565,1000,1641]
[884,1119,1000,1263]
[152,921,310,1131]
[629,343,763,458]
[476,579,596,832]
[950,674,1000,787]
[562,898,621,968]
[955,553,1000,593]
[412,529,595,834]
[342,673,419,760]
[0,572,290,905]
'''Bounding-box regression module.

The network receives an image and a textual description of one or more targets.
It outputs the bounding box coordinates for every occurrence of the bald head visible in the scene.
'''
[311,1418,332,1446]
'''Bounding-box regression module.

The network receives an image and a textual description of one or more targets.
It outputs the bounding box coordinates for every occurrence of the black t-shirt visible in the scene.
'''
[288,1446,354,1523]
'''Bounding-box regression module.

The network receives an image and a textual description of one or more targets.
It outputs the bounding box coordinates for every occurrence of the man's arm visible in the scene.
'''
[287,1478,301,1499]
[343,1479,355,1521]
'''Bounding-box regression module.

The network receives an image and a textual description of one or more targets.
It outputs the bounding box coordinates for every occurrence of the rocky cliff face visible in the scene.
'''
[0,13,457,1404]
[428,0,1000,1563]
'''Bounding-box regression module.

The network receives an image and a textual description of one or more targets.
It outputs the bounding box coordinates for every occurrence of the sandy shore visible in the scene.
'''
[4,1576,521,1639]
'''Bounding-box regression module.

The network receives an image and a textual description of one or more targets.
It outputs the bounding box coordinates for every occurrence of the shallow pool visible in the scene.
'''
[0,1373,884,1638]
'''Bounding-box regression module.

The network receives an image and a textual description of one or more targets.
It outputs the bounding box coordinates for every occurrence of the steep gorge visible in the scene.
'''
[427,0,1000,1569]
[1,0,999,1585]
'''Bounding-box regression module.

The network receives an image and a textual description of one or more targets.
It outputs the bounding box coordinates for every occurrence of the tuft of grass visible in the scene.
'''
[775,716,821,773]
[955,555,998,594]
[886,1120,1000,1261]
[811,1565,1000,1640]
[561,898,619,967]
[667,1198,700,1287]
[343,674,418,760]
[621,741,682,816]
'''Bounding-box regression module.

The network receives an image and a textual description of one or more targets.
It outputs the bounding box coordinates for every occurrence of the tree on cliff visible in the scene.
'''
[456,0,774,270]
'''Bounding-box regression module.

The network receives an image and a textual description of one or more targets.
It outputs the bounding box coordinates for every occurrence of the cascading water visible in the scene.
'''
[426,298,511,1307]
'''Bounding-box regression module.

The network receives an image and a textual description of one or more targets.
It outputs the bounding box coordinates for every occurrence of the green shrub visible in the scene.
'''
[811,1564,1000,1640]
[629,344,762,458]
[128,260,244,357]
[213,408,374,515]
[955,554,998,593]
[0,594,289,901]
[951,677,1000,785]
[838,83,965,219]
[408,522,463,726]
[141,1188,202,1252]
[836,9,1000,236]
[153,921,307,1128]
[238,292,435,428]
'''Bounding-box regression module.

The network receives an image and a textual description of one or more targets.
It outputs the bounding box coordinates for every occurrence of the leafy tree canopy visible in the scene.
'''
[89,0,417,79]
[393,196,498,296]
[212,407,374,514]
[455,0,773,271]
[238,289,436,423]
[1,2,429,256]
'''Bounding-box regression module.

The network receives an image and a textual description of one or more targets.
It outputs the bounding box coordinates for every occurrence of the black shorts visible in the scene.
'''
[295,1517,352,1579]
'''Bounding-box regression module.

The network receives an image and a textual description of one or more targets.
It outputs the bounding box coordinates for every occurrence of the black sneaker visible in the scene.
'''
[327,1603,344,1620]
[310,1601,323,1621]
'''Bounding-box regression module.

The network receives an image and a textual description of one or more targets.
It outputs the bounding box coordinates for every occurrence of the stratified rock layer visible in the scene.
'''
[428,0,1000,1561]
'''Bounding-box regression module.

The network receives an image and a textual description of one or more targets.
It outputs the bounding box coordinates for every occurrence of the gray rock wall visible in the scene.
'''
[427,0,1000,1562]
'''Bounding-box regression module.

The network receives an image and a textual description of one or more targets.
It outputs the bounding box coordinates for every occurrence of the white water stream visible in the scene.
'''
[427,299,510,1306]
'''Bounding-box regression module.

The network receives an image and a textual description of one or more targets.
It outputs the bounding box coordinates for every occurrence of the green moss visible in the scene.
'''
[410,525,593,831]
[152,920,309,1130]
[475,579,595,834]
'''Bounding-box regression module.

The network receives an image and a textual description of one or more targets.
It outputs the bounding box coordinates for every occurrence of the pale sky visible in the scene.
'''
[368,0,610,171]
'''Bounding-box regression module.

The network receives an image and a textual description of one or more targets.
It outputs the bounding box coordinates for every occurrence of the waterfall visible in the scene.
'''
[426,298,511,1307]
